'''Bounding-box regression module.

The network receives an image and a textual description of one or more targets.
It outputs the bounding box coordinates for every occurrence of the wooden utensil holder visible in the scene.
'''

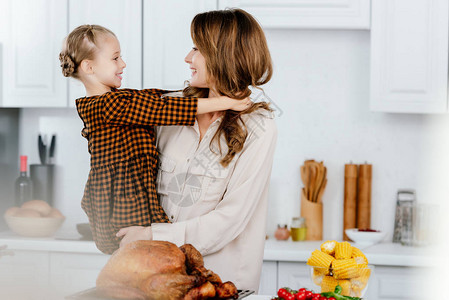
[300,189,323,240]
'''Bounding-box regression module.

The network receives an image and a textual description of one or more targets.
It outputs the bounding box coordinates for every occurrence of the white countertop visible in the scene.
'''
[0,227,441,267]
[263,239,440,267]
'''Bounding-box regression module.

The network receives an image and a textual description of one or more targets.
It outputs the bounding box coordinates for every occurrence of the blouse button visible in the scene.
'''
[170,215,174,219]
[187,158,190,162]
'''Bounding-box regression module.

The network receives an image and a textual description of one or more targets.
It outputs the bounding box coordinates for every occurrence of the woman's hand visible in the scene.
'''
[225,96,252,111]
[116,226,153,248]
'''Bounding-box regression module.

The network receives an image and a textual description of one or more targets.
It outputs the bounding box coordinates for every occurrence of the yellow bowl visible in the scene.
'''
[4,215,65,237]
[310,265,373,297]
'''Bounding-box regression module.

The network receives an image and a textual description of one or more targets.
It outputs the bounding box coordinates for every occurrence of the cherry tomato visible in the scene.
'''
[304,290,313,300]
[319,296,328,300]
[295,292,306,300]
[311,296,320,300]
[287,294,296,300]
[328,297,336,300]
[298,288,307,293]
[278,288,288,299]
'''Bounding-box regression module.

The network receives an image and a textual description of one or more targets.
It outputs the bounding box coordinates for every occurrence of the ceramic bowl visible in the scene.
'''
[345,228,386,247]
[4,215,65,237]
[310,265,373,297]
[76,223,93,240]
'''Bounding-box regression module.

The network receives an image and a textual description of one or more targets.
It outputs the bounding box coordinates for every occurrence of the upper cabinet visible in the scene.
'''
[370,0,449,113]
[1,0,447,114]
[143,0,217,90]
[0,0,142,108]
[218,0,371,29]
[68,0,142,107]
[0,0,68,107]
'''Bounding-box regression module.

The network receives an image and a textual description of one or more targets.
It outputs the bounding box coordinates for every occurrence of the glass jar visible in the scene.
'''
[291,217,307,241]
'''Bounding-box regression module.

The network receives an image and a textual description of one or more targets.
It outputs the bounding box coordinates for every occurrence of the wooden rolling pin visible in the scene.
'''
[357,163,372,229]
[343,164,358,240]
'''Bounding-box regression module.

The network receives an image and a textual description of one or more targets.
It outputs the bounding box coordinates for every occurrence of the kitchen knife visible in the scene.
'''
[49,135,56,164]
[38,134,47,165]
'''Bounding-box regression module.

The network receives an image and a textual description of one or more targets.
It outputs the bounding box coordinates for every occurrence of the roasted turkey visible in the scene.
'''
[96,240,238,300]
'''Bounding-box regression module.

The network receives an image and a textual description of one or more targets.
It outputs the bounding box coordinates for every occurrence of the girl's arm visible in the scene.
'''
[196,96,251,114]
[99,89,249,127]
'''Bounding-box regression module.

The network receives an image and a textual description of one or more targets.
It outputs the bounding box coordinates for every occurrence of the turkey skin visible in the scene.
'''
[96,240,238,300]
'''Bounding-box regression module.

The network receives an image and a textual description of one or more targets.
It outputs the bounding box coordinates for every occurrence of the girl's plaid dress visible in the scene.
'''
[76,88,197,254]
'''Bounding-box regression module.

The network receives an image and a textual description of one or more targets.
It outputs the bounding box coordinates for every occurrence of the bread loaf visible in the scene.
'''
[21,200,52,216]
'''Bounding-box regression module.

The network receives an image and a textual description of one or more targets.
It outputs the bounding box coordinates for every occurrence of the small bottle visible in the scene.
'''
[291,217,307,241]
[15,155,33,206]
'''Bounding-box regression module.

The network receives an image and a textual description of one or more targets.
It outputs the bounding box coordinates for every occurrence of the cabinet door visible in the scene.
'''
[370,0,449,113]
[143,0,216,90]
[68,0,143,107]
[49,252,110,299]
[258,261,277,295]
[0,250,50,300]
[278,262,315,291]
[372,265,431,300]
[218,0,370,29]
[0,0,68,107]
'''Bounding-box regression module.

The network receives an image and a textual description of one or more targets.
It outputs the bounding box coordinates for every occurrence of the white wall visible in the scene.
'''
[18,29,449,240]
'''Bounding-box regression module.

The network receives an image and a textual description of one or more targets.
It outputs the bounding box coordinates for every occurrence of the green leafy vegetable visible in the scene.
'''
[320,285,362,300]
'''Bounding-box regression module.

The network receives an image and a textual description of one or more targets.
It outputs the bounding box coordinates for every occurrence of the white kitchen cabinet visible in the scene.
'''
[0,0,68,107]
[0,250,50,300]
[0,248,109,300]
[143,0,217,90]
[277,262,316,292]
[218,0,370,29]
[371,266,430,300]
[370,0,449,113]
[68,0,143,107]
[49,252,109,299]
[258,261,278,295]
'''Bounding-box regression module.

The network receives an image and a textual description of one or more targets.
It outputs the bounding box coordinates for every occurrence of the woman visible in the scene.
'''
[117,8,277,292]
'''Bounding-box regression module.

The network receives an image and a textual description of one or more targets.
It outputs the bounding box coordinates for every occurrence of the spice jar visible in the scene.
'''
[274,224,290,240]
[291,217,307,241]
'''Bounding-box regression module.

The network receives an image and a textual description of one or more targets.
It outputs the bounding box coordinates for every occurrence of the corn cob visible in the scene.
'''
[332,258,358,279]
[335,241,352,259]
[350,267,371,290]
[320,240,337,255]
[307,249,334,270]
[338,279,351,296]
[321,275,338,293]
[312,268,324,285]
[349,289,362,297]
[352,247,368,265]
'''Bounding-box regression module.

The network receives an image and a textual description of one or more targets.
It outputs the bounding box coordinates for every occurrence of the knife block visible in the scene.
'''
[30,164,54,206]
[300,189,322,240]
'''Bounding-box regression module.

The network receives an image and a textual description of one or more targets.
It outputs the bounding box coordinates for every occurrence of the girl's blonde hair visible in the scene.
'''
[59,24,115,78]
[183,8,273,167]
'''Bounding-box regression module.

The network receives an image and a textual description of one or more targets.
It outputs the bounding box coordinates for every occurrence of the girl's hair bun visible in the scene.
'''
[59,52,76,77]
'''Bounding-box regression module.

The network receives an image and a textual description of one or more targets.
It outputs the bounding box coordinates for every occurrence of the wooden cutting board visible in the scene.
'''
[66,287,254,300]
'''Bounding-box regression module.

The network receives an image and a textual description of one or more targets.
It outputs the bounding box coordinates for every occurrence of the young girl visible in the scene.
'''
[59,24,249,254]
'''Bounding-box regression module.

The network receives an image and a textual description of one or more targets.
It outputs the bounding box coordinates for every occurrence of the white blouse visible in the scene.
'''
[153,109,277,292]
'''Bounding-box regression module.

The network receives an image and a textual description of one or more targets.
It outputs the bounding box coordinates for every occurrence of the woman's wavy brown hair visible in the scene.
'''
[183,8,273,167]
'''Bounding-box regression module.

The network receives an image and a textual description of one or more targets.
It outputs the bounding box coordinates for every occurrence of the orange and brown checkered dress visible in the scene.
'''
[76,88,197,254]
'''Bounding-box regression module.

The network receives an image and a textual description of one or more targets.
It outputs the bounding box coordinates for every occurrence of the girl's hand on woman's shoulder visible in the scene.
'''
[116,226,153,248]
